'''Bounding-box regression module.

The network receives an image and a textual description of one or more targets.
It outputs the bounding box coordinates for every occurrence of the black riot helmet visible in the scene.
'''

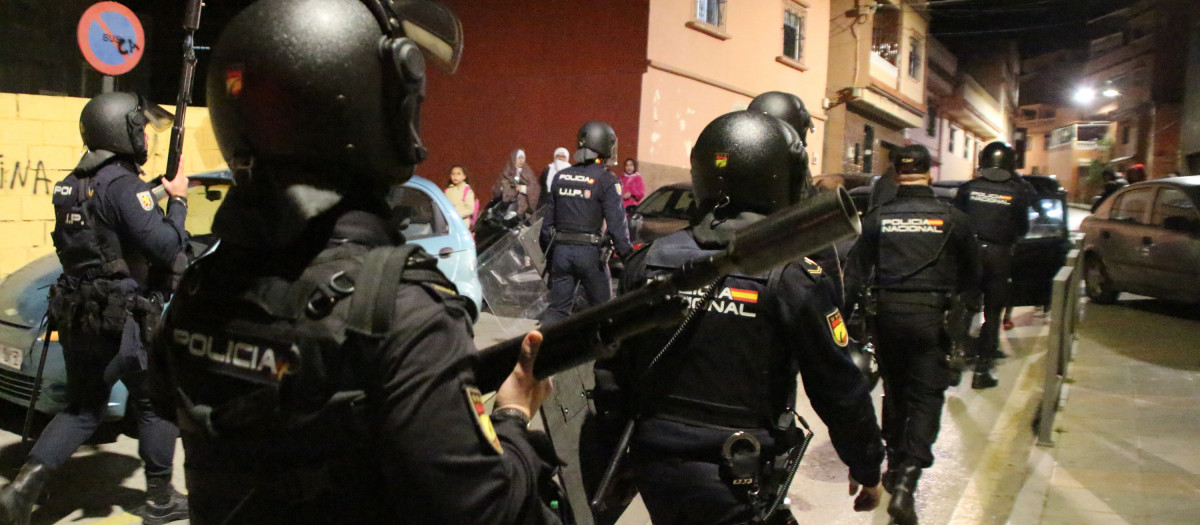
[79,92,173,165]
[576,121,617,162]
[747,91,812,147]
[691,111,808,218]
[979,141,1017,173]
[205,0,463,189]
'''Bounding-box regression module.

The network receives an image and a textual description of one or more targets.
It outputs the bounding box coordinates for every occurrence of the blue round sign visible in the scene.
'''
[77,2,145,76]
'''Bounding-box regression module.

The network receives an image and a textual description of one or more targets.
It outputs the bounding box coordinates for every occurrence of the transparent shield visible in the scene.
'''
[476,210,550,320]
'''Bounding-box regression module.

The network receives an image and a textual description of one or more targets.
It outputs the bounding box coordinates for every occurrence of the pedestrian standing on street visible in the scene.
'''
[146,1,562,523]
[0,92,191,525]
[493,148,541,221]
[844,144,981,525]
[619,158,646,214]
[538,121,633,325]
[1091,168,1128,213]
[444,164,478,228]
[540,147,571,205]
[596,111,884,525]
[951,141,1033,389]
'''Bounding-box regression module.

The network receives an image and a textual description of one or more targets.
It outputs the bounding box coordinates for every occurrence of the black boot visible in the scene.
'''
[142,477,188,525]
[887,465,920,525]
[972,370,999,390]
[0,462,51,525]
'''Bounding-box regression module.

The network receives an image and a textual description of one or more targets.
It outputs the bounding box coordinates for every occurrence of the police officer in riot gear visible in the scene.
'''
[600,111,884,524]
[951,141,1032,389]
[147,1,561,523]
[0,92,190,525]
[844,144,981,525]
[538,121,633,324]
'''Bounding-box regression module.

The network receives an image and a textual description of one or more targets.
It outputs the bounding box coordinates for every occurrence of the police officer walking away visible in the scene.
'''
[844,144,981,525]
[951,142,1032,389]
[147,1,562,523]
[599,111,884,525]
[0,92,191,525]
[539,121,633,324]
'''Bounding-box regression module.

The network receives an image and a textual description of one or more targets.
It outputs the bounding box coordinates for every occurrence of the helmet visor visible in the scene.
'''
[138,97,174,132]
[394,1,463,74]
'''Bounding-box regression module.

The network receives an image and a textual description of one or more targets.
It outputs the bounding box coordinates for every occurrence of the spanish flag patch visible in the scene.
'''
[464,386,503,455]
[726,287,759,303]
[826,309,849,347]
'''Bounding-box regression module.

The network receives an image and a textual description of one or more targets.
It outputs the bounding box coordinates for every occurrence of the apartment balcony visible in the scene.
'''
[942,75,1005,141]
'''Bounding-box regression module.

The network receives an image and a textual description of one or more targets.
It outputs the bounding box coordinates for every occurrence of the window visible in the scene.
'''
[1021,109,1038,120]
[695,0,726,30]
[926,104,938,137]
[1042,108,1056,119]
[390,186,449,240]
[1151,188,1198,226]
[1121,125,1131,145]
[1026,198,1066,239]
[949,129,957,153]
[964,136,971,159]
[908,35,923,79]
[1110,189,1153,224]
[871,8,900,65]
[783,4,806,62]
[1043,133,1051,150]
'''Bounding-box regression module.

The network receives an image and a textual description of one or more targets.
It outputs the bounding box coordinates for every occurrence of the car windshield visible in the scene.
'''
[638,188,695,219]
[1026,198,1065,239]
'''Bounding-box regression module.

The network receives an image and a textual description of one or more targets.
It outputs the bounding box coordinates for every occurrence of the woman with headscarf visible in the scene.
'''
[492,148,540,221]
[539,147,571,205]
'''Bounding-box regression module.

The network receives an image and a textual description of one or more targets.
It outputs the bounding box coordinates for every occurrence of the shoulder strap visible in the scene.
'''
[346,244,459,337]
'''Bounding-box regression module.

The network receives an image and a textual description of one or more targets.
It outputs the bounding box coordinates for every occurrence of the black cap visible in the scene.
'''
[893,145,931,174]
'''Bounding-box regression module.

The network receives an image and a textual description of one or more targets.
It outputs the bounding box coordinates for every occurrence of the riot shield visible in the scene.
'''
[476,209,550,319]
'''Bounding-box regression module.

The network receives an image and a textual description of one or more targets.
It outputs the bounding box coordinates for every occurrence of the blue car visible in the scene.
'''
[0,170,481,424]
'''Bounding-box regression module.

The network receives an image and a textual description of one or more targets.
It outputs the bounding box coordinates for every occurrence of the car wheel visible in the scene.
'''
[1084,255,1118,304]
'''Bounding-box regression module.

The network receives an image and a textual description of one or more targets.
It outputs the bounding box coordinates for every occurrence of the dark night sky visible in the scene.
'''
[927,0,1138,57]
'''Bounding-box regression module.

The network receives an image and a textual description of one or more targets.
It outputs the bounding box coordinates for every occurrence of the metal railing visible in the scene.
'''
[1036,247,1083,446]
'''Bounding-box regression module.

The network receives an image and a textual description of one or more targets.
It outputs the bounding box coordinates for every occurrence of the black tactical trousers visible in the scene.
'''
[29,316,177,478]
[631,450,794,525]
[874,302,950,469]
[976,243,1014,371]
[542,244,611,324]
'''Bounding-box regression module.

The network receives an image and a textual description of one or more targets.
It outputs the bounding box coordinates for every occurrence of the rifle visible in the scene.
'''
[472,187,862,392]
[163,0,205,181]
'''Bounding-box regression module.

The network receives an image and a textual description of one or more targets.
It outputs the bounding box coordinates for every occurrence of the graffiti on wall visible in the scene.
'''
[0,155,57,195]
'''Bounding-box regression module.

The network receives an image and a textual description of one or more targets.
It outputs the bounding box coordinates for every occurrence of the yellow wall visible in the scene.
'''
[640,0,831,183]
[0,93,227,278]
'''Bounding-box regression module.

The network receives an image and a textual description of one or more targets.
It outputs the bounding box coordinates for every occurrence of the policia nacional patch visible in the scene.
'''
[826,309,849,347]
[464,386,503,454]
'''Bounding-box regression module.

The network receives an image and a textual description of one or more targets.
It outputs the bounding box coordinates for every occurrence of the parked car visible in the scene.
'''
[628,182,696,245]
[0,171,482,424]
[1080,176,1200,304]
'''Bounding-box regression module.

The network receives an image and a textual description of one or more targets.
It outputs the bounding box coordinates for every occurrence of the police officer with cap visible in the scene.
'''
[600,111,884,524]
[951,141,1033,389]
[538,121,633,324]
[844,144,981,525]
[0,92,190,525]
[147,1,561,523]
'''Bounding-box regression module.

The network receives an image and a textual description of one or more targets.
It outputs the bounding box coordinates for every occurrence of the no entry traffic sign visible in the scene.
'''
[77,2,145,76]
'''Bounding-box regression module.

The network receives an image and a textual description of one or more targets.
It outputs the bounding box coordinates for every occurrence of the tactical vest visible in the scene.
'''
[51,161,131,280]
[549,163,611,237]
[874,192,960,292]
[160,241,462,521]
[959,169,1024,244]
[635,231,800,429]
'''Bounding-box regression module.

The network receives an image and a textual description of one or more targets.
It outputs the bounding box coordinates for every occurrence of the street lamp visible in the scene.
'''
[1102,88,1120,98]
[1073,87,1096,104]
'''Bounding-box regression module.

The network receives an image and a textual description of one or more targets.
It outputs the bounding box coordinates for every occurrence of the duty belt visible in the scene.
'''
[555,231,603,245]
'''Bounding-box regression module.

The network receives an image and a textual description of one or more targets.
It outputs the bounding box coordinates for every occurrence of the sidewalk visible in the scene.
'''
[1011,299,1200,525]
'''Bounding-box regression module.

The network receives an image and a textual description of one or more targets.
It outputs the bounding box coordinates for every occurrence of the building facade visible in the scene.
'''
[421,0,833,198]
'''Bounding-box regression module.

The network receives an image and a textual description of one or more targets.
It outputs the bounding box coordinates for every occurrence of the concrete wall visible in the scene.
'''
[639,0,830,186]
[0,93,226,278]
[1183,10,1200,173]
